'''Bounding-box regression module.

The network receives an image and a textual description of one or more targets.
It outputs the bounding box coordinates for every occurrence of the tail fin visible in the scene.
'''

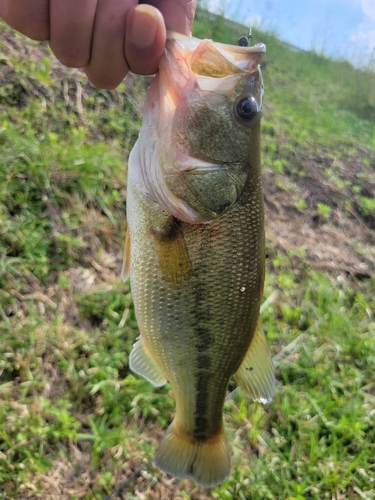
[154,422,230,487]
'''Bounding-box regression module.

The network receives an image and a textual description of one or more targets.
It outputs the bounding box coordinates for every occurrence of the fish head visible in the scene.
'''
[141,34,266,223]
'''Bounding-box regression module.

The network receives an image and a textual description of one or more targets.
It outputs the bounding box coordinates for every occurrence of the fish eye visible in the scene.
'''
[235,96,259,122]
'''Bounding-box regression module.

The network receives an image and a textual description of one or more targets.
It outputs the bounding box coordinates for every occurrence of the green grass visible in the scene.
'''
[0,7,375,500]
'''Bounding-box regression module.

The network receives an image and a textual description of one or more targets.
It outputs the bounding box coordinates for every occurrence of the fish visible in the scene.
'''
[122,31,275,488]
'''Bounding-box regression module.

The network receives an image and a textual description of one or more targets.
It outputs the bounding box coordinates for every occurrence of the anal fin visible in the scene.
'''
[233,319,275,403]
[129,339,167,387]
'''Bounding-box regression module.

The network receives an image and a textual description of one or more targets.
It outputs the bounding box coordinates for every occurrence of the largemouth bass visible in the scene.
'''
[123,32,275,487]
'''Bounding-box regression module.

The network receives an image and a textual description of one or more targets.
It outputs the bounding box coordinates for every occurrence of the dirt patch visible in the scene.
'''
[0,22,147,128]
[20,445,216,500]
[263,147,375,279]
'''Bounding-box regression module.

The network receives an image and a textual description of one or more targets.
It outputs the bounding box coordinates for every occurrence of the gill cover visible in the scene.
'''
[137,33,266,223]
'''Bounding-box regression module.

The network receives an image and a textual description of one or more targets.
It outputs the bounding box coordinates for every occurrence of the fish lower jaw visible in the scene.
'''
[163,161,221,175]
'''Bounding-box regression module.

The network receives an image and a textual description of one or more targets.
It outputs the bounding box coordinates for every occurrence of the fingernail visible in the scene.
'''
[128,4,159,48]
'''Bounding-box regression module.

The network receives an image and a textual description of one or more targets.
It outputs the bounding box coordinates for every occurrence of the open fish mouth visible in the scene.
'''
[167,30,266,74]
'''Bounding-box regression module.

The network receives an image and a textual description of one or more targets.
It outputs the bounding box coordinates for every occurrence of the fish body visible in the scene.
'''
[124,33,275,487]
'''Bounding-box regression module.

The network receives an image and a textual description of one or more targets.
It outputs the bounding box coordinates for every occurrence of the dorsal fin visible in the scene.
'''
[121,227,131,282]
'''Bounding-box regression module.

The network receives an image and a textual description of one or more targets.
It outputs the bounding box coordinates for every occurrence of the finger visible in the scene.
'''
[125,4,166,76]
[49,0,98,68]
[144,0,196,35]
[0,0,50,40]
[84,0,134,89]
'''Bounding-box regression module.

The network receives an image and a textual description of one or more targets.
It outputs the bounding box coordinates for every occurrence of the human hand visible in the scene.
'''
[0,0,196,88]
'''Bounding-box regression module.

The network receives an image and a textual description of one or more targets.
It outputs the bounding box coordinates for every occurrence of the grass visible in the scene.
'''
[0,5,375,499]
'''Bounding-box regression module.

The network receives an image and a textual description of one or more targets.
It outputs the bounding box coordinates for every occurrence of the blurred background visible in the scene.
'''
[204,0,375,68]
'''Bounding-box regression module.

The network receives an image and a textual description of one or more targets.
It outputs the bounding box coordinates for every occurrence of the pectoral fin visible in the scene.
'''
[152,221,192,287]
[121,227,131,282]
[233,319,275,403]
[129,338,167,387]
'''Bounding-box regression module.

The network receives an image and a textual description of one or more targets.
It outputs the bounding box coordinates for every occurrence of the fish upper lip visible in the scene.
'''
[166,30,266,54]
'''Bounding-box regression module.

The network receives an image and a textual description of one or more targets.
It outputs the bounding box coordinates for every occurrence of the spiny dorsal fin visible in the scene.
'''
[233,318,275,403]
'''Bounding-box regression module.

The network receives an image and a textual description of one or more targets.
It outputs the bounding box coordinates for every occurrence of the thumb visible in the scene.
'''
[125,4,166,75]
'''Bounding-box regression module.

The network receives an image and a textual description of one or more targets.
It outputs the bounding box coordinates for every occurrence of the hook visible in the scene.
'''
[238,28,253,47]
